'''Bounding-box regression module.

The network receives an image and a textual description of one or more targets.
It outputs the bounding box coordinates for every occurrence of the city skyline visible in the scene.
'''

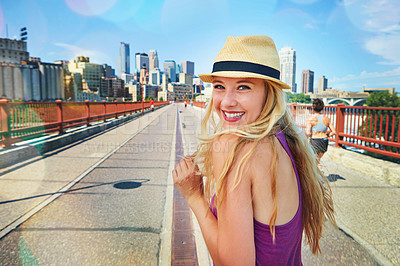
[1,0,399,92]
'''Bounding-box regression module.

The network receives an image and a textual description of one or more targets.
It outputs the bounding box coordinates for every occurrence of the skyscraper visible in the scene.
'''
[136,53,149,71]
[164,60,176,82]
[118,42,130,78]
[182,61,194,75]
[149,50,159,71]
[278,47,296,93]
[317,75,327,94]
[301,70,314,94]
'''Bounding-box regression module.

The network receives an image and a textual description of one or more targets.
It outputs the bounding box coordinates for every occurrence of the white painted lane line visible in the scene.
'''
[159,105,177,266]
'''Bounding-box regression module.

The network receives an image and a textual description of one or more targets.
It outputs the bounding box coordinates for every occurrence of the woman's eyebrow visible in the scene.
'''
[237,80,255,85]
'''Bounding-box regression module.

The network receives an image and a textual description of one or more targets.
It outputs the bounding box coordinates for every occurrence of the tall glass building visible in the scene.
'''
[182,61,194,75]
[136,53,149,71]
[302,70,314,94]
[279,47,296,93]
[118,42,130,78]
[149,50,159,71]
[164,60,176,82]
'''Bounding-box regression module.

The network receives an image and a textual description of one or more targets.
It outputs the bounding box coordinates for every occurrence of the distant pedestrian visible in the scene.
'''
[184,101,187,108]
[306,99,337,162]
[150,99,154,111]
[190,100,193,107]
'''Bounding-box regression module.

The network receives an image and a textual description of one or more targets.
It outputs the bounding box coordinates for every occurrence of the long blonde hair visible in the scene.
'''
[193,80,335,254]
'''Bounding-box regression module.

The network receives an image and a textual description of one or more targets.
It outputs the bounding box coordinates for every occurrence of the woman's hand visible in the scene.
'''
[172,156,203,204]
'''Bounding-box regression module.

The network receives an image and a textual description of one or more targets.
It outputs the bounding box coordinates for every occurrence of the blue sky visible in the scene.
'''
[1,0,399,92]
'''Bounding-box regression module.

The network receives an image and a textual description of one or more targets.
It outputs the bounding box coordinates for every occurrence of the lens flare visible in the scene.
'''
[65,0,117,16]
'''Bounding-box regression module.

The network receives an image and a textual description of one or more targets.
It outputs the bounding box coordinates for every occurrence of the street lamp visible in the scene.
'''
[141,83,144,116]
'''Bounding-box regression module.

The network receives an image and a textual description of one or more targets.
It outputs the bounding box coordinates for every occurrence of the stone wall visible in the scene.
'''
[324,146,400,187]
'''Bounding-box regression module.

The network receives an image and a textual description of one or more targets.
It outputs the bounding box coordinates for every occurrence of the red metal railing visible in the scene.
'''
[193,102,400,158]
[0,100,169,147]
[290,103,400,158]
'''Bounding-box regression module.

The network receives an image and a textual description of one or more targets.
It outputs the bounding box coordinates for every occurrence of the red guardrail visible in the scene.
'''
[290,103,400,158]
[193,102,400,159]
[0,99,169,147]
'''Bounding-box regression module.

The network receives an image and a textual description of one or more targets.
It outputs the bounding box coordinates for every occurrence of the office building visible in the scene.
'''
[182,61,194,75]
[164,60,176,82]
[121,73,135,84]
[100,77,125,98]
[149,68,162,85]
[136,53,149,71]
[140,67,149,84]
[362,87,395,94]
[0,38,29,64]
[179,73,193,85]
[317,75,328,94]
[158,82,192,101]
[68,56,101,93]
[102,64,115,78]
[149,50,159,71]
[302,70,314,94]
[279,47,296,93]
[118,42,130,77]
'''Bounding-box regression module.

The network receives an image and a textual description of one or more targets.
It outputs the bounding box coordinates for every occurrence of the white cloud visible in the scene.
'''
[365,34,400,65]
[53,42,110,64]
[343,0,400,65]
[330,67,400,91]
[332,67,400,81]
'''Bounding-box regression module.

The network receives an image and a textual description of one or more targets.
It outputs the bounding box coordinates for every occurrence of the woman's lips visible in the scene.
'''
[222,110,245,122]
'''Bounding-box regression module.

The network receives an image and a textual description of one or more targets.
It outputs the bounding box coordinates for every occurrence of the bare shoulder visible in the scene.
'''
[212,134,239,159]
[307,115,318,124]
[247,136,275,180]
[322,115,331,124]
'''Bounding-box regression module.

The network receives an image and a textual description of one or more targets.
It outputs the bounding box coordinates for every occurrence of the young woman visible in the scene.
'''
[172,35,335,265]
[306,99,337,161]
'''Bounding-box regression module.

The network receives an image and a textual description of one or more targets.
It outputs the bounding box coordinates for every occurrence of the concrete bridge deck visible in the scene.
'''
[0,103,398,265]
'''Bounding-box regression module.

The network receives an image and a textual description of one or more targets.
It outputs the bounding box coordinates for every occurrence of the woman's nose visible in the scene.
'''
[221,90,237,107]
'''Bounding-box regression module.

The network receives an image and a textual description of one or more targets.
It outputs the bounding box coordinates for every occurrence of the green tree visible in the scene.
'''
[285,92,311,104]
[366,91,400,107]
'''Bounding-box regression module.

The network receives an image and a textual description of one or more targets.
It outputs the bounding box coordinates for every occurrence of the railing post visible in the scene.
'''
[56,99,64,134]
[290,103,297,122]
[103,100,107,122]
[114,100,118,119]
[85,100,90,126]
[335,103,345,147]
[0,99,11,148]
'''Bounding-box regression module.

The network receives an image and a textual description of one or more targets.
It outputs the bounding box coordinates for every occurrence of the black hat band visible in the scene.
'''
[212,61,280,80]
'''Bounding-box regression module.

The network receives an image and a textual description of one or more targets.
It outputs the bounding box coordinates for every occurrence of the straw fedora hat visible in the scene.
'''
[199,35,291,90]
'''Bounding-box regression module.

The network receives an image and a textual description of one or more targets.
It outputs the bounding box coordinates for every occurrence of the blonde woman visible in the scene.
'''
[172,35,335,265]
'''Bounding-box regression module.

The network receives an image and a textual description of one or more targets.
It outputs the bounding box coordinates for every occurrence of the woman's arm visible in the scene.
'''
[173,136,256,265]
[325,116,337,137]
[305,117,313,138]
[172,157,221,264]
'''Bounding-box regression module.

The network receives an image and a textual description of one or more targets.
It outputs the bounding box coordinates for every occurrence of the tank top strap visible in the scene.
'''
[274,130,302,200]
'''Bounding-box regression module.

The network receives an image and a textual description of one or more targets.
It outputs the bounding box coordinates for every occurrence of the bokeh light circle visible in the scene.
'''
[65,0,117,16]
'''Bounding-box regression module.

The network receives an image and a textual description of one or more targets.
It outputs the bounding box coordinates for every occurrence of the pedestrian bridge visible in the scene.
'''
[0,104,398,265]
[310,95,367,106]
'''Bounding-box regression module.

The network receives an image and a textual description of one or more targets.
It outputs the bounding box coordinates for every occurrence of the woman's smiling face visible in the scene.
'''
[212,77,267,129]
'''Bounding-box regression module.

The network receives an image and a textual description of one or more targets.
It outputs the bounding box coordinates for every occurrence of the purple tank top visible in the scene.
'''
[210,131,303,265]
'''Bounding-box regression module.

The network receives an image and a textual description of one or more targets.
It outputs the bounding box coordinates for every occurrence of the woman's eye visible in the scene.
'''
[213,85,224,90]
[238,85,250,90]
